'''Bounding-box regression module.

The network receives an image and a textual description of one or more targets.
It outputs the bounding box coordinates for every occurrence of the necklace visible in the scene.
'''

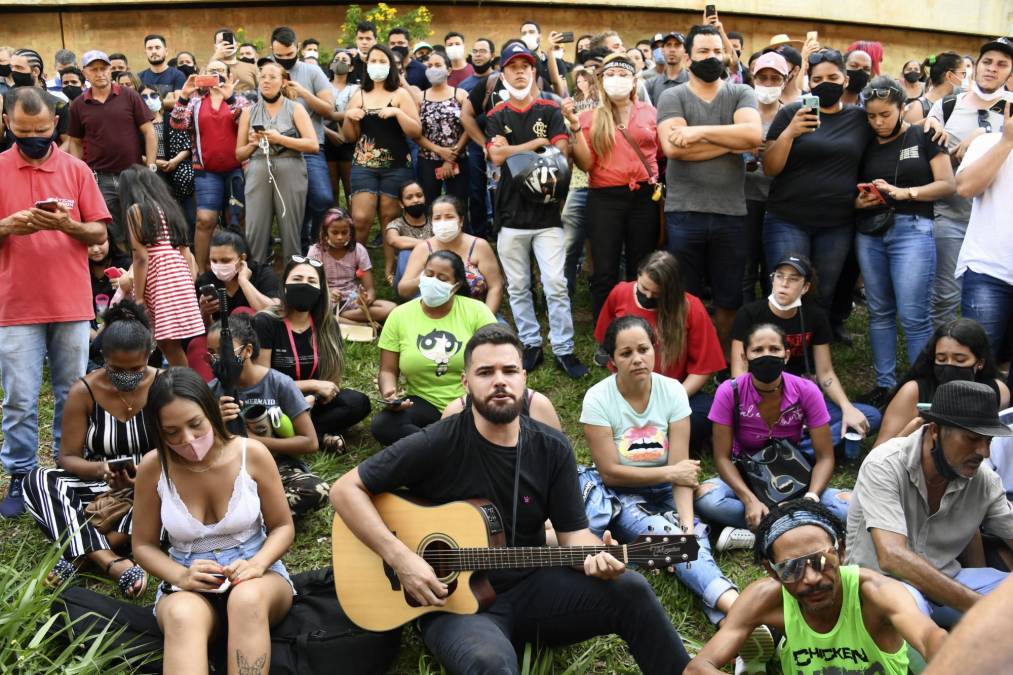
[177,445,224,474]
[117,392,136,415]
[755,382,782,394]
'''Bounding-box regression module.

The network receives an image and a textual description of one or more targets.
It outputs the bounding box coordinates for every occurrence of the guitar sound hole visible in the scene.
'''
[422,539,456,580]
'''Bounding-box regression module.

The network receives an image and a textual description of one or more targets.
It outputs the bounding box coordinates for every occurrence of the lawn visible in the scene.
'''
[0,246,886,673]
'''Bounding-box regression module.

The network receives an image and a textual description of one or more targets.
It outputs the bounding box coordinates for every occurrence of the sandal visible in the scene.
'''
[106,556,148,600]
[321,434,347,454]
[47,558,79,587]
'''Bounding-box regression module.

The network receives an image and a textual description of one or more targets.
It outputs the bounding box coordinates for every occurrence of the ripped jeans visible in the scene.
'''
[694,476,850,529]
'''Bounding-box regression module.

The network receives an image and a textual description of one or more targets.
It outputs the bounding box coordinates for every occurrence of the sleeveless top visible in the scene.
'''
[157,438,264,554]
[780,565,908,675]
[354,94,411,169]
[80,378,154,462]
[916,376,1000,405]
[419,88,464,161]
[426,238,488,301]
[249,98,303,160]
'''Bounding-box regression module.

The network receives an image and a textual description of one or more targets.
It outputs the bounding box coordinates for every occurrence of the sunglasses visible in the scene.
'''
[770,545,835,584]
[807,49,843,67]
[290,255,323,268]
[203,346,246,366]
[978,109,993,133]
[865,87,901,99]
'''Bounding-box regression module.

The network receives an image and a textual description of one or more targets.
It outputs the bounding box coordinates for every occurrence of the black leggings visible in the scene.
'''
[311,388,371,443]
[369,395,442,446]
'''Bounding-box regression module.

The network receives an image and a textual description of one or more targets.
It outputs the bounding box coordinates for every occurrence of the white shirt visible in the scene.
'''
[955,133,1013,285]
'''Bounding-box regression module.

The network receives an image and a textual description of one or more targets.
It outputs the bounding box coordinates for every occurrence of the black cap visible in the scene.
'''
[652,32,686,47]
[923,381,1013,438]
[980,36,1013,60]
[773,254,812,280]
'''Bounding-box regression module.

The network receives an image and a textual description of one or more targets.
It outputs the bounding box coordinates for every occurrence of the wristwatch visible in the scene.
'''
[569,123,582,133]
[148,163,158,173]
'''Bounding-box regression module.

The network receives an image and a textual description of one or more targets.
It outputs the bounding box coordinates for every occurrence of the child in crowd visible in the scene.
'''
[383,180,433,290]
[308,208,396,324]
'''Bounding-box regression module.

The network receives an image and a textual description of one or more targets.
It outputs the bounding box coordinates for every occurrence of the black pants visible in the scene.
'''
[742,199,770,305]
[369,395,442,446]
[418,155,470,213]
[311,388,371,444]
[95,171,125,252]
[420,567,690,675]
[831,246,861,326]
[586,184,659,322]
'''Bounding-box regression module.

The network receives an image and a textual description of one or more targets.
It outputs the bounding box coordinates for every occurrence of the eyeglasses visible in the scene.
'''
[808,49,842,67]
[769,272,805,285]
[290,255,323,268]
[978,109,993,133]
[203,346,245,366]
[770,546,835,584]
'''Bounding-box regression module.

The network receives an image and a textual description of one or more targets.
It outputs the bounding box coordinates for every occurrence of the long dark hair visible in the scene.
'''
[924,52,963,86]
[100,298,154,356]
[117,165,189,248]
[636,251,685,369]
[602,315,657,360]
[901,318,1001,387]
[273,257,345,384]
[362,45,400,92]
[147,367,234,469]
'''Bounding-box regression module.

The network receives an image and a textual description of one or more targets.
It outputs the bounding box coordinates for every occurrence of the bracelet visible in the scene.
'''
[569,124,582,133]
[804,491,820,502]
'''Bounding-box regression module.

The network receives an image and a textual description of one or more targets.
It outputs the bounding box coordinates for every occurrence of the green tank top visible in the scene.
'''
[780,565,908,675]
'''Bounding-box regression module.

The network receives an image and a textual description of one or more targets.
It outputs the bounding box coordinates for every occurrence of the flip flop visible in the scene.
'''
[46,558,79,587]
[106,556,148,600]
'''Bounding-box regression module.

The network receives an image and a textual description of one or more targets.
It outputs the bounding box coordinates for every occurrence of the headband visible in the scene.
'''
[600,54,637,77]
[762,510,838,558]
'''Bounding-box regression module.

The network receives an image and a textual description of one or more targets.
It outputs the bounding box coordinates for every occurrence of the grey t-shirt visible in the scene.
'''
[210,368,310,420]
[928,93,1008,225]
[657,81,757,215]
[646,69,689,107]
[287,60,332,145]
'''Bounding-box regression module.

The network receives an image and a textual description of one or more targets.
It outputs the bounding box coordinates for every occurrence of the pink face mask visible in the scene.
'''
[167,428,216,462]
[211,262,238,282]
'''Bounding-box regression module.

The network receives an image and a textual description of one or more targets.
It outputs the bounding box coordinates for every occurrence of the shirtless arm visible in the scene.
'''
[924,574,1013,673]
[861,570,948,662]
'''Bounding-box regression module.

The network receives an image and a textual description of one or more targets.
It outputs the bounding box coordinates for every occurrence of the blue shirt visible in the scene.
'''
[139,67,186,97]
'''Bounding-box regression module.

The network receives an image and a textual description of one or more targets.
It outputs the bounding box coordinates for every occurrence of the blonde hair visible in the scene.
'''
[588,67,637,161]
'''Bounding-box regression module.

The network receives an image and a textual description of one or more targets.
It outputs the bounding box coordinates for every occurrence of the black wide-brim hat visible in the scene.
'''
[922,381,1013,437]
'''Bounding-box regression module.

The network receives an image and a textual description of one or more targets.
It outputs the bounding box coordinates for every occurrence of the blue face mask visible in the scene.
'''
[653,47,664,63]
[12,133,53,160]
[418,274,456,308]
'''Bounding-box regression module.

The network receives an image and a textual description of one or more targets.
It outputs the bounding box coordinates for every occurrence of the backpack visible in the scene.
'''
[939,94,1012,125]
[56,567,402,674]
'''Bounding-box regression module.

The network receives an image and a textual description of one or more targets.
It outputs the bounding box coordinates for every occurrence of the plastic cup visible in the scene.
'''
[842,431,863,461]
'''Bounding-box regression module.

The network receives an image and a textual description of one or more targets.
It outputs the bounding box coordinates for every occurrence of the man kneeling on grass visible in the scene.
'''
[686,499,947,675]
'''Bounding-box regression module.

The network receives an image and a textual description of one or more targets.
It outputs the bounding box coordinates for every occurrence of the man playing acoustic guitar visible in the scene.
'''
[331,324,691,673]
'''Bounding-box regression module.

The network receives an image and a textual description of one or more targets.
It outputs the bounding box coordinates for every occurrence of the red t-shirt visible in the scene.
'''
[447,63,475,87]
[67,84,153,173]
[196,96,242,173]
[0,146,112,326]
[594,281,726,381]
[579,100,659,189]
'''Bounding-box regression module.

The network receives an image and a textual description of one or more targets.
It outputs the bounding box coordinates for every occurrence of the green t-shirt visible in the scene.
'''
[378,296,496,411]
[780,565,908,675]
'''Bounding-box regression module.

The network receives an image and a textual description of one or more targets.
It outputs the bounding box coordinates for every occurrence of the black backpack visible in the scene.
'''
[56,567,402,674]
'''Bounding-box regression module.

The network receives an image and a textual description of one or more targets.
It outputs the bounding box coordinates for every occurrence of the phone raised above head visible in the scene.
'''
[557,32,574,44]
[705,4,717,17]
[194,74,219,89]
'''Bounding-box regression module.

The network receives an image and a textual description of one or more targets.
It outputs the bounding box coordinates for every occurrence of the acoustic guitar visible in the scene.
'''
[331,492,699,631]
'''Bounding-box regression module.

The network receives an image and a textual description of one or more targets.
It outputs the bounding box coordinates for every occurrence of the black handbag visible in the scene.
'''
[855,127,910,236]
[731,378,813,508]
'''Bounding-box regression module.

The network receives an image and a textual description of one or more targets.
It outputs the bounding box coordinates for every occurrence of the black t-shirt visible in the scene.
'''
[534,54,569,88]
[858,125,944,219]
[253,313,318,381]
[195,262,281,313]
[468,73,506,134]
[486,98,569,230]
[358,410,588,591]
[88,253,132,326]
[766,104,871,229]
[731,299,832,376]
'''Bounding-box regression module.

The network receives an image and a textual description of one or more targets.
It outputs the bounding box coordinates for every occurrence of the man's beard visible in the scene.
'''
[148,56,165,66]
[472,388,522,425]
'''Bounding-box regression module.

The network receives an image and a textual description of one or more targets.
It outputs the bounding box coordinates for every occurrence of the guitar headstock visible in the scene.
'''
[626,532,701,572]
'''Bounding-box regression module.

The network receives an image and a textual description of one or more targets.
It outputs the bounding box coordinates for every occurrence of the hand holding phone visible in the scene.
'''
[705,4,717,18]
[34,199,61,213]
[194,74,219,89]
[557,32,574,44]
[105,457,134,471]
[857,183,886,203]
[104,267,123,280]
[199,284,218,299]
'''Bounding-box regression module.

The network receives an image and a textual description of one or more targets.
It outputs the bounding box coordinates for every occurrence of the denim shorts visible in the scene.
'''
[350,165,414,199]
[153,528,294,615]
[194,168,244,212]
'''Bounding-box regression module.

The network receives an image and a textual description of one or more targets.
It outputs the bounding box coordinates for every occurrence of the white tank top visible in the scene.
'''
[157,438,264,554]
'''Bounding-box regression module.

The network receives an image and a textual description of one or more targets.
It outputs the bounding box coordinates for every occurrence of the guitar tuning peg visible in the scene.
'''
[662,537,669,543]
[665,556,672,564]
[666,566,675,573]
[681,554,689,561]
[652,569,661,576]
[647,559,655,567]
[645,536,653,543]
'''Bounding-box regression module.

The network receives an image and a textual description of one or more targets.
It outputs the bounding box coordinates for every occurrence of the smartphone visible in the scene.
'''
[705,4,717,18]
[199,283,218,299]
[171,574,232,594]
[106,457,134,470]
[372,396,406,407]
[806,31,818,43]
[557,32,574,44]
[857,183,885,202]
[104,267,123,280]
[801,94,821,122]
[252,124,266,133]
[34,199,60,212]
[194,74,219,88]
[222,31,236,45]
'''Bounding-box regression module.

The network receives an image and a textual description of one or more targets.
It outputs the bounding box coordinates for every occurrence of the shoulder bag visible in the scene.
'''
[617,124,667,247]
[856,127,911,236]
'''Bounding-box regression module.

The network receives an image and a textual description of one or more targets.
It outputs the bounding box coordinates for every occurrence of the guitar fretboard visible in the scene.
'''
[421,545,644,570]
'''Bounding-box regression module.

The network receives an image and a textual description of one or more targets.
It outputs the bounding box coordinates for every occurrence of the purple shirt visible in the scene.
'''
[708,373,830,458]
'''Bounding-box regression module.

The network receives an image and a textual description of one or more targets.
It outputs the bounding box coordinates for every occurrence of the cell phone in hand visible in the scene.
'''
[199,284,218,299]
[806,31,818,43]
[222,31,236,45]
[372,396,406,407]
[857,183,885,202]
[194,74,219,88]
[106,456,134,471]
[104,267,123,280]
[801,94,821,122]
[252,124,266,133]
[705,4,717,17]
[557,32,574,44]
[34,199,60,212]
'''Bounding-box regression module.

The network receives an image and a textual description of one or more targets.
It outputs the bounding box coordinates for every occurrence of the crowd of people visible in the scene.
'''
[1,10,1012,674]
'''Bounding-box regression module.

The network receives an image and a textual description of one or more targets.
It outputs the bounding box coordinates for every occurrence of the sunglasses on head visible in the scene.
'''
[807,49,842,67]
[770,545,836,584]
[864,87,901,99]
[290,255,323,268]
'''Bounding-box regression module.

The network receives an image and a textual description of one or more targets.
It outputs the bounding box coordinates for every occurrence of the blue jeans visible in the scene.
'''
[561,187,588,298]
[798,400,882,458]
[902,567,1008,628]
[665,211,745,310]
[855,214,937,389]
[0,321,90,473]
[578,467,736,625]
[302,148,335,251]
[930,214,967,328]
[763,214,853,310]
[961,270,1013,357]
[393,249,414,299]
[694,476,850,529]
[194,167,245,214]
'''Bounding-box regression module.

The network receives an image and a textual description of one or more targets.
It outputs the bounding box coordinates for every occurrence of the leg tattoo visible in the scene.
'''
[236,651,267,675]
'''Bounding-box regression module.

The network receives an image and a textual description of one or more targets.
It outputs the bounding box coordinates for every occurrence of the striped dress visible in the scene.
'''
[144,214,203,341]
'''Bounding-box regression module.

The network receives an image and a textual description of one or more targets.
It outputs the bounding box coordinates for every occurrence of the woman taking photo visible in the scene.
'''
[372,250,496,446]
[253,257,370,455]
[141,84,194,229]
[24,301,156,598]
[324,50,359,209]
[343,45,420,259]
[905,53,964,123]
[565,53,660,322]
[855,77,955,404]
[416,50,470,205]
[877,318,1010,446]
[398,195,502,314]
[695,324,848,540]
[383,180,432,289]
[172,63,251,272]
[236,60,318,265]
[209,315,330,518]
[595,251,725,453]
[132,367,294,673]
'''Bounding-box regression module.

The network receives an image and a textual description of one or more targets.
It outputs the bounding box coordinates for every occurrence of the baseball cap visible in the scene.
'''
[751,51,790,77]
[979,36,1013,60]
[413,41,432,55]
[501,42,536,68]
[652,32,686,47]
[773,254,812,279]
[82,50,111,67]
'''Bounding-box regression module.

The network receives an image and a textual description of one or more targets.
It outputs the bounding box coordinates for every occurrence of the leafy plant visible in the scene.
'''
[341,4,433,47]
[233,28,265,54]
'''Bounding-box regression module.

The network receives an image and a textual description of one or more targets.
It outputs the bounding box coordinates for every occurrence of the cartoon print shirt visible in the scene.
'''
[378,296,497,412]
[580,373,691,468]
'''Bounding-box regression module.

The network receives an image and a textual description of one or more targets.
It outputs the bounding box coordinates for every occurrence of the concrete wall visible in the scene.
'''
[0,2,1001,78]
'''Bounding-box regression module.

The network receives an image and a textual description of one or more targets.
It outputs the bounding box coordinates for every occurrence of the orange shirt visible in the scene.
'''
[579,100,659,190]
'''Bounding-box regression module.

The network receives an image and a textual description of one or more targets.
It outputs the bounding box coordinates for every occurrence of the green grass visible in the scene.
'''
[0,247,898,673]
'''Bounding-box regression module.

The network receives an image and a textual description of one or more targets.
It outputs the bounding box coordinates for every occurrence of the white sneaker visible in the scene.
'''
[734,624,774,674]
[734,656,766,675]
[717,527,756,553]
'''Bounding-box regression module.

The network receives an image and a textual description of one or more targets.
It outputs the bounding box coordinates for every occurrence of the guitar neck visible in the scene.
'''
[425,545,627,571]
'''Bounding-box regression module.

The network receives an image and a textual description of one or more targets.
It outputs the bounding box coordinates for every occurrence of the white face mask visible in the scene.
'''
[552,48,565,61]
[754,85,783,105]
[501,78,530,101]
[432,218,460,243]
[521,34,539,51]
[602,75,634,99]
[367,63,390,81]
[418,274,456,308]
[768,292,802,312]
[972,80,1005,102]
[446,44,465,62]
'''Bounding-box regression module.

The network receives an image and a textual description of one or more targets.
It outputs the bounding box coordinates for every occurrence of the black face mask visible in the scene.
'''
[748,354,785,384]
[12,133,54,160]
[285,283,320,312]
[473,61,493,75]
[62,85,83,100]
[930,433,961,481]
[274,56,298,71]
[391,46,409,60]
[689,57,724,83]
[811,81,845,107]
[635,286,658,309]
[845,68,869,94]
[177,64,197,78]
[239,57,256,65]
[934,363,977,385]
[0,64,10,77]
[331,61,351,76]
[903,71,922,84]
[261,90,283,103]
[11,70,34,88]
[404,202,427,219]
